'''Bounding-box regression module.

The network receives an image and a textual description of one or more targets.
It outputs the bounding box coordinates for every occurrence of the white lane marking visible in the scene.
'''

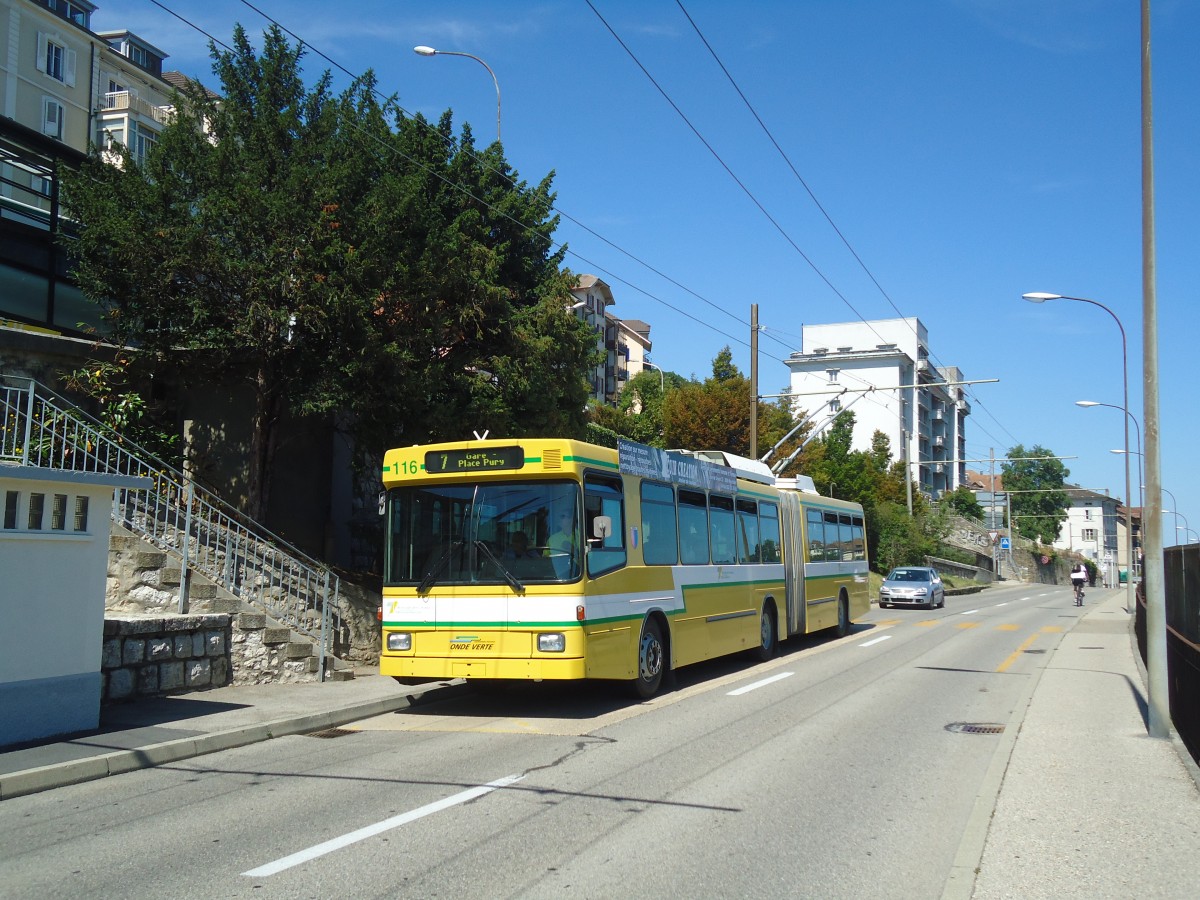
[727,672,794,695]
[960,609,980,615]
[242,774,525,877]
[858,635,892,648]
[995,602,1009,607]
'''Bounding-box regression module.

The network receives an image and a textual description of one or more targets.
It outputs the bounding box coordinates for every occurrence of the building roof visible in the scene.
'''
[162,71,220,100]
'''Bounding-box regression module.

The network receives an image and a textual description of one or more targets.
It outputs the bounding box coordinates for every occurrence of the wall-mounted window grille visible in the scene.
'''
[27,493,45,530]
[73,495,89,532]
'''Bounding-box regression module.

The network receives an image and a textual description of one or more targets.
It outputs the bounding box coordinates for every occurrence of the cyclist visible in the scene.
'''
[1069,562,1088,606]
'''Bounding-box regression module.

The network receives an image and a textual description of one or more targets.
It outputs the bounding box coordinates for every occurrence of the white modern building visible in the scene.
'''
[784,318,969,498]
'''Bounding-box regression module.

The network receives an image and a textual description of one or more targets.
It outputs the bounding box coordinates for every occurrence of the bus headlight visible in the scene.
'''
[387,632,412,652]
[537,633,566,653]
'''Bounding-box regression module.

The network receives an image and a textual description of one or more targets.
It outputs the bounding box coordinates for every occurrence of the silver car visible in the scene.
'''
[879,566,945,609]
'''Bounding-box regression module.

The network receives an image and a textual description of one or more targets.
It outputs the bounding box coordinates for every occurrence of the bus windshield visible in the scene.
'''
[385,480,582,587]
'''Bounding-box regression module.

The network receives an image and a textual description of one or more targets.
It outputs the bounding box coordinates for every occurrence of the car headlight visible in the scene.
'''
[387,632,412,651]
[537,633,566,652]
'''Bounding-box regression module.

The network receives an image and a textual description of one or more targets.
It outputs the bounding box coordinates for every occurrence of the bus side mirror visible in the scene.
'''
[378,491,386,516]
[592,515,612,543]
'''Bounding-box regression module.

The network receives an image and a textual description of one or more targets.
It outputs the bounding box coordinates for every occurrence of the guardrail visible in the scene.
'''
[1,376,340,677]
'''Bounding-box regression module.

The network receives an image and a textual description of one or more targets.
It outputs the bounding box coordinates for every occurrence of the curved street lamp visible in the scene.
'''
[1025,293,1134,617]
[641,360,666,395]
[413,45,501,142]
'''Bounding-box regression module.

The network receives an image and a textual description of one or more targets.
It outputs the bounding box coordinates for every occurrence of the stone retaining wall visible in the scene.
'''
[102,615,232,703]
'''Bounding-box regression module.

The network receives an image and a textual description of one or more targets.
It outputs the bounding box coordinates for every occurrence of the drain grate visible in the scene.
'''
[945,722,1005,735]
[307,727,358,739]
[1024,648,1046,654]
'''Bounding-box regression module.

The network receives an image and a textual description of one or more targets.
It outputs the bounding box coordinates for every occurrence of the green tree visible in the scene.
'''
[661,348,807,459]
[940,485,985,520]
[61,25,593,520]
[1003,444,1069,543]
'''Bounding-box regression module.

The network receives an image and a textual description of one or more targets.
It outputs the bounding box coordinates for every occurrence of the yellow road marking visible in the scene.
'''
[1040,625,1063,633]
[915,620,939,627]
[995,624,1020,631]
[997,632,1041,673]
[875,619,902,626]
[955,622,981,629]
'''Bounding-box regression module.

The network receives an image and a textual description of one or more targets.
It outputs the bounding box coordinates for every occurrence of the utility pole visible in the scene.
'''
[750,304,758,459]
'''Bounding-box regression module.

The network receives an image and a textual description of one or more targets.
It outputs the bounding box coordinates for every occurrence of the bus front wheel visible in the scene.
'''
[631,618,665,699]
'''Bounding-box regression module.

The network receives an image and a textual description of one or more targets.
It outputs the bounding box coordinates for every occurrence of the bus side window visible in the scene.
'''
[737,498,759,563]
[679,489,709,564]
[806,508,825,562]
[585,474,627,577]
[824,511,841,561]
[852,515,866,561]
[760,501,781,563]
[641,481,678,566]
[709,495,735,565]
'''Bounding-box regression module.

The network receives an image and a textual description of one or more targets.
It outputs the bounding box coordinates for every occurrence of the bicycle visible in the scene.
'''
[1072,581,1085,606]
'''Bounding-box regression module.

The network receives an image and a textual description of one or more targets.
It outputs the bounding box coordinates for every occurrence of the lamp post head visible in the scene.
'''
[1076,400,1100,408]
[1022,292,1063,302]
[413,45,437,56]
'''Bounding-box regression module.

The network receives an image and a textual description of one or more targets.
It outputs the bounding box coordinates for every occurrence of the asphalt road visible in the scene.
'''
[0,582,1080,899]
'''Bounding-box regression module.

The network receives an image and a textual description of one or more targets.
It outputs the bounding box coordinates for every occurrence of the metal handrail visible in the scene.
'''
[1,376,340,674]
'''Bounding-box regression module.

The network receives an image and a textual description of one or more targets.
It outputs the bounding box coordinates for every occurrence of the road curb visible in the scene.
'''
[0,691,421,802]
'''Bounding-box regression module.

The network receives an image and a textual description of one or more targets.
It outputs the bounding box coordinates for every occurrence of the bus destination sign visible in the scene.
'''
[425,446,525,473]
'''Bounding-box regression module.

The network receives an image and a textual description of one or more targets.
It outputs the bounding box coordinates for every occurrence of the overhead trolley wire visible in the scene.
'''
[673,0,1022,447]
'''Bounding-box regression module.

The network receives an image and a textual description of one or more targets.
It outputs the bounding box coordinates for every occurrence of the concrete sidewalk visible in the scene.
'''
[948,587,1200,899]
[0,671,454,800]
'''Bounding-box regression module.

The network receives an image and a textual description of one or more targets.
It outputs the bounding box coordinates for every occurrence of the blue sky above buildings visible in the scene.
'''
[92,0,1200,536]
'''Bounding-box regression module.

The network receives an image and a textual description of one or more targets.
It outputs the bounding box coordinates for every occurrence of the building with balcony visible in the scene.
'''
[1,0,187,335]
[784,317,970,498]
[569,275,653,408]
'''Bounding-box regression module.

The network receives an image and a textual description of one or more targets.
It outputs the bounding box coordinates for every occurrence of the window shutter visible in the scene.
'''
[36,33,48,73]
[64,49,77,87]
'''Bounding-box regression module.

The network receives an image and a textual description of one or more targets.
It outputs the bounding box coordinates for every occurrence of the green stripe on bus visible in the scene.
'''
[565,454,620,470]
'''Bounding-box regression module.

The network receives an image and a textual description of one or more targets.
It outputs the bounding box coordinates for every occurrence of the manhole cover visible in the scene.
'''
[307,727,358,739]
[945,722,1005,735]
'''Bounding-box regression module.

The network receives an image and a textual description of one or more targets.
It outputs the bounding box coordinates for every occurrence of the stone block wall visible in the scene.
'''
[230,611,321,685]
[102,615,232,703]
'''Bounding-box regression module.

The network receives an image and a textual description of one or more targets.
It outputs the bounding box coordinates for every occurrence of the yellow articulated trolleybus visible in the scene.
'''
[379,437,869,698]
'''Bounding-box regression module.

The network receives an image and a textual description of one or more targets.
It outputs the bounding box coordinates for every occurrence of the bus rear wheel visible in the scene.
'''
[631,618,665,699]
[755,604,777,661]
[834,593,850,638]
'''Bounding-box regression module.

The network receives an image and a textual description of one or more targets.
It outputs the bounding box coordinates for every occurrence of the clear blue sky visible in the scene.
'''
[93,0,1199,542]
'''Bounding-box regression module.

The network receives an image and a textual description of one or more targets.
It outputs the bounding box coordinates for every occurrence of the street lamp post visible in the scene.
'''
[1159,487,1182,547]
[1027,291,1167,738]
[1024,294,1134,618]
[641,360,665,395]
[413,46,501,142]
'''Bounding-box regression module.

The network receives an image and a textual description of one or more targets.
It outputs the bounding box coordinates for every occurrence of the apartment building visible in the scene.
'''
[784,317,970,498]
[1,0,180,334]
[569,274,653,407]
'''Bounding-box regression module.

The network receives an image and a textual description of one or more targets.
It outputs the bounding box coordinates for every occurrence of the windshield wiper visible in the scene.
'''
[417,540,462,594]
[474,540,525,594]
